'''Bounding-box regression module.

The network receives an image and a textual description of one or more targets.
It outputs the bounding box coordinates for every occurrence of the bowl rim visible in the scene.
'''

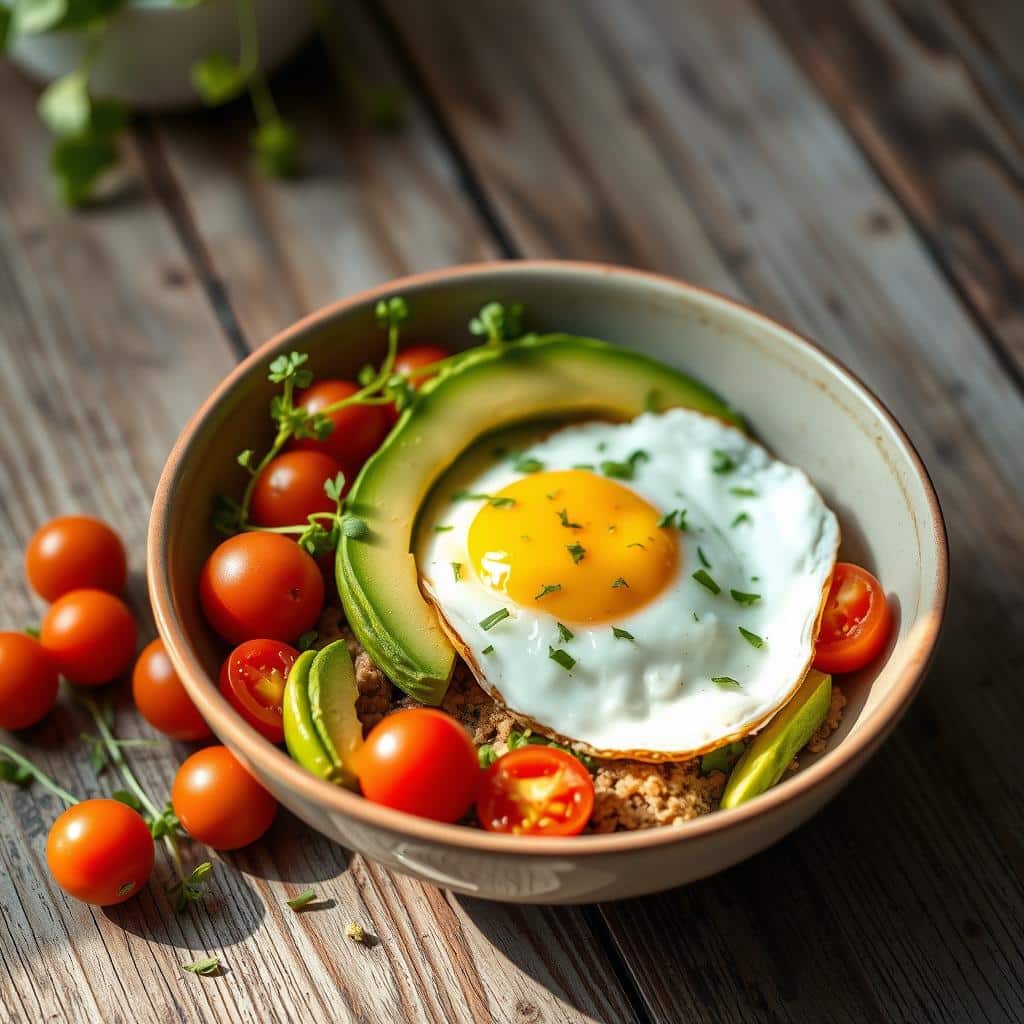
[149,259,948,857]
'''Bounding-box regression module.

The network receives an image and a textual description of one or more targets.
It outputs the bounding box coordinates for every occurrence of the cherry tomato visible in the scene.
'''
[291,379,390,478]
[250,450,344,529]
[40,589,137,687]
[355,709,479,823]
[477,746,594,836]
[199,532,324,645]
[171,745,278,850]
[46,799,155,906]
[219,639,298,744]
[131,638,211,741]
[387,345,452,424]
[25,515,127,602]
[0,632,59,730]
[813,562,893,675]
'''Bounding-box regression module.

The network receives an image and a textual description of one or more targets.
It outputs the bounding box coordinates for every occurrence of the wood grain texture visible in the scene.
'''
[379,0,1024,1020]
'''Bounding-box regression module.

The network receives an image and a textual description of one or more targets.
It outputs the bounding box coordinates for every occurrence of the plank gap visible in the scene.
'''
[579,905,657,1024]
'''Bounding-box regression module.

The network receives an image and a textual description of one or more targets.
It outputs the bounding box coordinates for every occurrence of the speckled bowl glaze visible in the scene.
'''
[149,261,947,904]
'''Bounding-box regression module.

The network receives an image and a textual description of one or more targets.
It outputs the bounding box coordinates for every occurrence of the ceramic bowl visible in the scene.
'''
[5,0,313,110]
[149,261,947,904]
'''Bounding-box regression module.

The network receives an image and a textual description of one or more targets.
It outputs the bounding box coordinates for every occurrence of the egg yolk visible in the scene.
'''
[467,470,679,624]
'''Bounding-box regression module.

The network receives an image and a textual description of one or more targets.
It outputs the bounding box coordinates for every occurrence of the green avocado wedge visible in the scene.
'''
[338,333,741,704]
[720,669,832,809]
[283,640,362,787]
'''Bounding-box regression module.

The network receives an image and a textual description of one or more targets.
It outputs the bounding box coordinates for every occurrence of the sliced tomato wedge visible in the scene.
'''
[813,562,892,675]
[477,746,594,836]
[219,639,299,744]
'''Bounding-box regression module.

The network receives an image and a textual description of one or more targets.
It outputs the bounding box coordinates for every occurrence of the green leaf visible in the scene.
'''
[323,472,345,503]
[557,508,582,529]
[297,630,318,652]
[39,73,91,137]
[556,622,574,643]
[738,626,765,649]
[13,0,68,34]
[692,569,720,595]
[730,589,762,606]
[190,53,248,106]
[182,956,220,976]
[50,133,117,207]
[600,450,649,481]
[711,675,743,690]
[252,118,302,178]
[477,744,498,769]
[286,889,318,911]
[512,453,544,474]
[169,861,214,913]
[0,759,33,786]
[478,608,509,631]
[0,7,12,50]
[566,542,586,565]
[611,627,635,641]
[506,728,595,771]
[533,583,561,601]
[111,789,142,812]
[547,646,575,671]
[611,576,629,589]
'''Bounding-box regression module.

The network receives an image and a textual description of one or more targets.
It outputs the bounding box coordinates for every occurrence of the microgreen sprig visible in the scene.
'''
[0,743,78,807]
[469,301,524,345]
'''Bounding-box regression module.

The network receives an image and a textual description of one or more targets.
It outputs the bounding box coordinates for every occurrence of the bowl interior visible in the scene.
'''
[159,263,944,844]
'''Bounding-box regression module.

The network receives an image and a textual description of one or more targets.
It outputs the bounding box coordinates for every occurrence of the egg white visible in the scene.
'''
[416,409,840,760]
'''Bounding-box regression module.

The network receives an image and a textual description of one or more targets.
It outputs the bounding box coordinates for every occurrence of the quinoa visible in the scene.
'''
[805,684,847,754]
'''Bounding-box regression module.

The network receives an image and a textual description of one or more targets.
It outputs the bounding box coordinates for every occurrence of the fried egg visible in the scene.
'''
[416,408,839,760]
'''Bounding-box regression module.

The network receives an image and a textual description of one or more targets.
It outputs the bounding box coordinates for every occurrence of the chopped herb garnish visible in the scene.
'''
[534,583,562,600]
[452,489,490,501]
[513,454,545,473]
[557,508,582,529]
[611,577,629,589]
[451,562,462,582]
[573,462,596,470]
[731,589,761,606]
[729,486,759,498]
[692,569,721,594]
[482,644,494,655]
[698,546,711,568]
[612,627,635,641]
[489,496,516,508]
[548,647,576,671]
[627,541,647,550]
[731,511,752,528]
[600,449,649,481]
[286,890,318,911]
[478,744,498,768]
[566,542,586,565]
[712,676,743,690]
[751,575,760,582]
[657,509,678,529]
[433,524,454,533]
[712,449,736,474]
[557,622,574,643]
[546,490,558,500]
[692,611,700,622]
[479,608,510,631]
[738,626,765,649]
[597,441,608,452]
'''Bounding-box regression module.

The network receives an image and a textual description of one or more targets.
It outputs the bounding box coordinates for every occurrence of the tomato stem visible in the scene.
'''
[0,743,78,807]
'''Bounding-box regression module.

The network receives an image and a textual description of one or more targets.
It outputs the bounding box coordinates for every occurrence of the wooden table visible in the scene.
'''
[2,2,1022,1021]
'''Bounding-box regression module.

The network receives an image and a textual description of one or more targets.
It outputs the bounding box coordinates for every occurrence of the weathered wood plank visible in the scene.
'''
[759,0,1024,386]
[379,0,1024,1020]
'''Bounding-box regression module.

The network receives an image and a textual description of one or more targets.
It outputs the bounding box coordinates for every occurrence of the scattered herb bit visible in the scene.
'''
[489,496,516,509]
[548,647,576,672]
[712,449,736,474]
[149,802,182,841]
[168,862,214,913]
[451,562,462,582]
[600,449,649,481]
[627,541,647,550]
[546,490,558,501]
[24,626,40,639]
[573,463,596,471]
[692,569,721,595]
[698,546,711,568]
[731,589,761,606]
[611,577,629,589]
[481,644,494,655]
[182,956,220,976]
[0,760,33,786]
[478,744,498,768]
[612,627,635,641]
[297,630,318,652]
[512,453,545,473]
[506,729,595,770]
[692,611,700,622]
[286,889,318,911]
[751,575,760,582]
[712,676,743,690]
[566,542,586,565]
[452,489,491,502]
[433,524,454,533]
[657,509,678,529]
[738,626,765,649]
[344,922,367,944]
[731,511,752,528]
[729,486,759,498]
[556,622,574,643]
[557,509,582,529]
[597,441,608,452]
[479,608,510,631]
[534,583,562,601]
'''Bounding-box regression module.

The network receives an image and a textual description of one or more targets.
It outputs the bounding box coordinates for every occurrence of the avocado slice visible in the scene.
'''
[283,640,362,787]
[338,333,741,703]
[720,669,832,809]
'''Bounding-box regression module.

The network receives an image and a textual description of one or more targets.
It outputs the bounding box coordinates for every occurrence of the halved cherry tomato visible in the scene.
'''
[355,709,479,823]
[47,798,155,906]
[132,638,211,741]
[813,562,892,675]
[290,379,390,478]
[0,632,59,730]
[250,450,344,528]
[25,515,127,602]
[219,639,297,743]
[40,589,137,687]
[477,746,594,836]
[199,532,324,645]
[171,745,278,850]
[387,345,452,424]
